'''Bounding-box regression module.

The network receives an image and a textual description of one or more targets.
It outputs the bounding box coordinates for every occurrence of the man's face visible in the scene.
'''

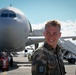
[44,25,61,48]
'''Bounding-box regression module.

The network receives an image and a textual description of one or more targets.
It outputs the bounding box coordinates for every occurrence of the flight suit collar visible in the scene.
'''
[43,42,60,53]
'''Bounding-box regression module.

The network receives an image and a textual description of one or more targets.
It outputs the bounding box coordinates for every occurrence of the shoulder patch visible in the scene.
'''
[37,64,47,75]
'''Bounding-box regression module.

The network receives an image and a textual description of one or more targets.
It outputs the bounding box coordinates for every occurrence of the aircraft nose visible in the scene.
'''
[0,22,16,41]
[0,18,16,25]
[0,27,13,39]
[0,25,16,48]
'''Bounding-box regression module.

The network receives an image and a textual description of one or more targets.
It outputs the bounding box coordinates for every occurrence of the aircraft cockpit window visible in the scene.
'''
[0,10,16,18]
[0,13,16,18]
[1,13,8,17]
[9,13,16,18]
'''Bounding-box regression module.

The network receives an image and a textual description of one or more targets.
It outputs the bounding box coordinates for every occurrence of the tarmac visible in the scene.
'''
[0,54,76,75]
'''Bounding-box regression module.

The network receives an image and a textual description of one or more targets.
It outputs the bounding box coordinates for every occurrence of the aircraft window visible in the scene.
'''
[1,13,8,17]
[9,13,16,18]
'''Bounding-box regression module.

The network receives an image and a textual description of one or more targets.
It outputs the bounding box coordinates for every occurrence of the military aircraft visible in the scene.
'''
[0,6,45,67]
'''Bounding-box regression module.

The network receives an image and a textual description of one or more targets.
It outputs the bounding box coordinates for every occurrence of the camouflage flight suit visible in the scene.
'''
[31,42,66,75]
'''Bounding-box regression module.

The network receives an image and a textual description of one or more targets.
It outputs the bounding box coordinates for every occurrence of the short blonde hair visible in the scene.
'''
[45,20,61,31]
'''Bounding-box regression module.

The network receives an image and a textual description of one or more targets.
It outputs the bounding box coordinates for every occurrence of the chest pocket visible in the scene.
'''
[43,50,57,70]
[48,54,57,70]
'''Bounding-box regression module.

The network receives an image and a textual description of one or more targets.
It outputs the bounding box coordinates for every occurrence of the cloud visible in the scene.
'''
[60,20,76,36]
[31,22,45,30]
[31,20,76,36]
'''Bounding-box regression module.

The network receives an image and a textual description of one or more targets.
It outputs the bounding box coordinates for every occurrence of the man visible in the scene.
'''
[31,20,66,75]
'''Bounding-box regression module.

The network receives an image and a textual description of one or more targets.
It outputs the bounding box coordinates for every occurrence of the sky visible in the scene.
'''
[0,0,76,24]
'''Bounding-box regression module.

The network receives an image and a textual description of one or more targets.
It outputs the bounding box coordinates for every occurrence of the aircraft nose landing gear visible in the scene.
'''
[9,55,13,68]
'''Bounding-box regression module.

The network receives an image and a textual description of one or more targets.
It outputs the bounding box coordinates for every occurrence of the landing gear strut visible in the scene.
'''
[9,55,13,68]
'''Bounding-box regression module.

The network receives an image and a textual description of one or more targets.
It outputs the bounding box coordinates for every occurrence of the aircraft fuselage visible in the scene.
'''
[0,7,31,52]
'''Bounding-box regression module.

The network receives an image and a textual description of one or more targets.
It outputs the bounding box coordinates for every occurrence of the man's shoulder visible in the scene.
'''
[31,46,49,60]
[31,46,48,63]
[32,47,44,56]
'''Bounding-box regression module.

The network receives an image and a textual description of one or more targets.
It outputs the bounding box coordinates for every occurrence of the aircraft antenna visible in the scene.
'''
[10,4,12,7]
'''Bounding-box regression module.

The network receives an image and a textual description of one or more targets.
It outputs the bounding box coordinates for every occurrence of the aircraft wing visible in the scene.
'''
[25,36,45,46]
[25,35,76,46]
[61,35,76,40]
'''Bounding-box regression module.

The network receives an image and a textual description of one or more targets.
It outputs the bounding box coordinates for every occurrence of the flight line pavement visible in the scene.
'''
[0,54,76,75]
